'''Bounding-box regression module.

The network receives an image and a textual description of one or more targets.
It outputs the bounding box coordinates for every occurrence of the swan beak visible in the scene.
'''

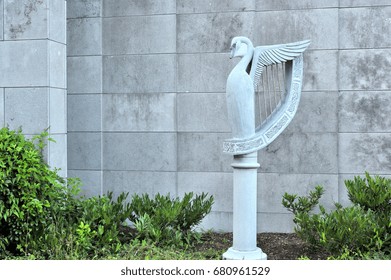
[229,47,235,59]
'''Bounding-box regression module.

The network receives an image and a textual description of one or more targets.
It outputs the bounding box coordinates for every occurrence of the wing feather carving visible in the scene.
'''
[250,40,310,88]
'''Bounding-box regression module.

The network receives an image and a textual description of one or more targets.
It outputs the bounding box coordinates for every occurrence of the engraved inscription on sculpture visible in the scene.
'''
[287,82,301,114]
[223,137,265,155]
[265,115,289,139]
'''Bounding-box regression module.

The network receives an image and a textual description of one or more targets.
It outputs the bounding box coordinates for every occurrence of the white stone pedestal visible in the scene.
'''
[223,152,267,260]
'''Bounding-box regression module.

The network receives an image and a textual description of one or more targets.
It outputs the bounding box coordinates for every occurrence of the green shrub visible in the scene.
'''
[129,192,214,246]
[282,185,324,216]
[32,191,132,259]
[345,172,391,234]
[32,192,130,259]
[76,192,132,250]
[282,173,391,259]
[0,127,132,259]
[0,127,71,254]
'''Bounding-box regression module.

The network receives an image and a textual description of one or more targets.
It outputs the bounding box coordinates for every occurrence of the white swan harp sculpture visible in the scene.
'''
[224,37,310,155]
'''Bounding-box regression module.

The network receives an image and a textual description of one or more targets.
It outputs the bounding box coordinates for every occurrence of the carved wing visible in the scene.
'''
[250,40,311,89]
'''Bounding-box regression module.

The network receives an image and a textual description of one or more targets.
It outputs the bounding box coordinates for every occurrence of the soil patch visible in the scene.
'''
[196,232,329,260]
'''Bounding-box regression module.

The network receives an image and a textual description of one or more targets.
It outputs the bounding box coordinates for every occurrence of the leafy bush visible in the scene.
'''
[76,192,132,251]
[282,186,325,246]
[282,173,390,259]
[0,127,132,259]
[0,127,71,253]
[345,172,391,235]
[129,192,214,246]
[31,192,132,259]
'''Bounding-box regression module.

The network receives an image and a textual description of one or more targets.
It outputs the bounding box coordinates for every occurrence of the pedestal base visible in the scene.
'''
[223,247,267,260]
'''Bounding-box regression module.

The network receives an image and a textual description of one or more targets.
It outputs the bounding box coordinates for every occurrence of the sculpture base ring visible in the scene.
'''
[223,247,267,260]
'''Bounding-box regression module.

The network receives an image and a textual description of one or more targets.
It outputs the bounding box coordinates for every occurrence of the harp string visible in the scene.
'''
[277,64,283,101]
[282,62,286,98]
[255,62,287,127]
[271,64,277,109]
[268,65,272,111]
[262,67,268,122]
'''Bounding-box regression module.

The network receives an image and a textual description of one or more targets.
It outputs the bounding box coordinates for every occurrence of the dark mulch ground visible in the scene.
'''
[196,232,329,260]
[122,227,329,259]
[257,232,328,260]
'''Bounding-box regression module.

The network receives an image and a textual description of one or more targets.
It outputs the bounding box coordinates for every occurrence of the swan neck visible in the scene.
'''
[237,44,253,70]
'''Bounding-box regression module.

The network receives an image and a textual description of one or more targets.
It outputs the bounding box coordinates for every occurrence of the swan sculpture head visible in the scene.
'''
[229,36,252,59]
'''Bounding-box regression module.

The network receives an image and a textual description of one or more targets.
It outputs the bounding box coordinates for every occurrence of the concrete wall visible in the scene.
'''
[65,0,391,233]
[0,0,67,177]
[67,0,103,196]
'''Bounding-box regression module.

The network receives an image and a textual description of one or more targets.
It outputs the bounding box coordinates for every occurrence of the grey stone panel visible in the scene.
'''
[177,53,236,93]
[258,132,338,174]
[177,0,255,14]
[256,0,339,11]
[339,49,391,91]
[199,212,232,232]
[67,0,102,19]
[177,133,232,172]
[303,50,338,91]
[67,18,102,56]
[285,91,338,134]
[4,88,48,134]
[49,0,66,43]
[49,41,66,89]
[177,93,230,132]
[103,15,176,55]
[257,173,338,213]
[0,0,3,40]
[339,0,391,7]
[103,171,177,198]
[68,132,101,170]
[68,94,101,132]
[67,56,102,93]
[205,213,296,233]
[68,170,102,197]
[253,9,338,50]
[178,172,233,212]
[177,12,254,53]
[257,213,295,233]
[339,7,391,49]
[102,93,176,132]
[103,0,176,17]
[103,133,177,171]
[4,0,48,40]
[103,54,175,94]
[48,134,67,178]
[339,133,391,174]
[339,91,391,133]
[0,88,4,127]
[0,40,48,87]
[49,88,66,134]
[338,173,357,207]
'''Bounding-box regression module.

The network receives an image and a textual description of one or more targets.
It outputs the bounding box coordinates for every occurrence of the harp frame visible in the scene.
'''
[223,53,305,155]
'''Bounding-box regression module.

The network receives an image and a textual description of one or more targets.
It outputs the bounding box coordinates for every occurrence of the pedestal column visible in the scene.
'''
[223,152,267,260]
